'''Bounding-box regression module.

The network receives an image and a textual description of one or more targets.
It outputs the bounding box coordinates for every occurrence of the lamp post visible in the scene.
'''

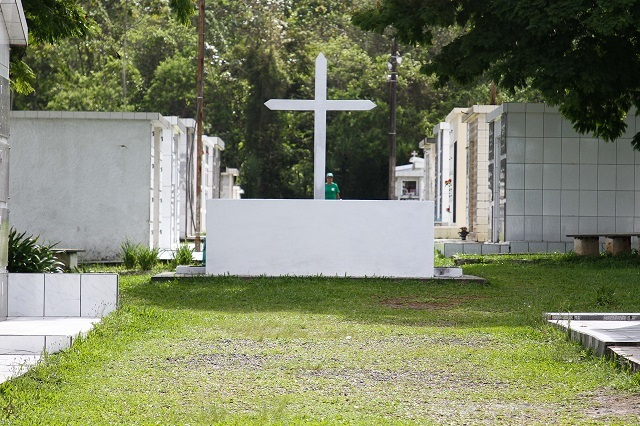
[387,39,401,200]
[195,0,205,252]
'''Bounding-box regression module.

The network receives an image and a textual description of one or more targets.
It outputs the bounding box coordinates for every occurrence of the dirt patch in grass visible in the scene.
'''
[166,353,268,370]
[379,295,486,310]
[581,389,640,418]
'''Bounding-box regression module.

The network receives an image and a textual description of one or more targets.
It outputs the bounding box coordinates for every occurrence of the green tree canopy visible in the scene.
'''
[353,0,640,149]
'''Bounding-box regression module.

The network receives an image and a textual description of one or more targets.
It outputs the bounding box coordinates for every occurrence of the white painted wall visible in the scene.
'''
[206,199,434,278]
[9,112,171,260]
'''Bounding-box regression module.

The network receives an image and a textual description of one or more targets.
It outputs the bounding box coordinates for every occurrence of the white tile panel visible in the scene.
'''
[506,190,525,215]
[544,114,562,137]
[543,164,561,189]
[598,139,617,164]
[525,164,543,189]
[8,274,44,317]
[617,140,635,165]
[616,217,635,233]
[44,275,80,317]
[0,336,44,355]
[561,164,580,190]
[506,216,525,241]
[580,165,598,190]
[561,190,580,216]
[543,216,561,241]
[543,137,562,163]
[543,190,561,215]
[579,216,598,233]
[527,103,545,113]
[616,191,635,217]
[507,164,525,189]
[616,165,635,190]
[561,138,580,164]
[561,217,579,241]
[524,138,544,164]
[597,165,616,190]
[507,137,525,163]
[525,190,543,215]
[526,113,544,137]
[598,217,616,233]
[597,191,616,217]
[579,191,598,216]
[80,274,118,318]
[45,336,72,353]
[524,216,543,241]
[507,113,526,137]
[579,137,599,164]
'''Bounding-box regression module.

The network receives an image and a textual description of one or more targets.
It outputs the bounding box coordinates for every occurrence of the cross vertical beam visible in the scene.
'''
[265,53,376,199]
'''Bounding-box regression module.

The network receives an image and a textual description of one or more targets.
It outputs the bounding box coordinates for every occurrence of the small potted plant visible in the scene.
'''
[458,227,470,241]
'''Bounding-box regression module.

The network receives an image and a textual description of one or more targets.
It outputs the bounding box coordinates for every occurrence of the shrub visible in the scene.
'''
[137,246,160,270]
[170,244,193,268]
[120,240,141,269]
[8,228,64,273]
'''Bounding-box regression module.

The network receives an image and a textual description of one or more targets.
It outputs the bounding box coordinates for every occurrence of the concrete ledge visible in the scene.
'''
[437,241,575,257]
[8,273,118,318]
[153,271,488,284]
[546,313,640,368]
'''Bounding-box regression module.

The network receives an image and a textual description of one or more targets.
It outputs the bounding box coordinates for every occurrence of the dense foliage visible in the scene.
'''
[353,0,640,150]
[12,0,537,198]
[8,228,64,273]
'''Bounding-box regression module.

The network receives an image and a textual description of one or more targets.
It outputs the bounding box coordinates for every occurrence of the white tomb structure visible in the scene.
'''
[0,0,28,319]
[9,112,226,261]
[394,152,426,200]
[207,53,435,278]
[430,102,640,255]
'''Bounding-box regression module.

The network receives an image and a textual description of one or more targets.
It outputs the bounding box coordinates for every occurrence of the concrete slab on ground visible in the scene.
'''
[547,312,640,371]
[0,317,100,384]
[153,268,487,284]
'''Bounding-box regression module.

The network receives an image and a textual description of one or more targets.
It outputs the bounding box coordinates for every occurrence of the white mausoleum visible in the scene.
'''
[9,112,226,261]
[430,102,640,253]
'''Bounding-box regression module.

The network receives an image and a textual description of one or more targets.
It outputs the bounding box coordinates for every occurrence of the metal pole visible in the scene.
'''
[195,0,204,252]
[388,39,398,200]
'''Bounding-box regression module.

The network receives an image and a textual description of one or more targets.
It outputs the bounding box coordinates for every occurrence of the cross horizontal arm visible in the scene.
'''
[265,99,377,112]
[325,100,376,111]
[264,99,318,111]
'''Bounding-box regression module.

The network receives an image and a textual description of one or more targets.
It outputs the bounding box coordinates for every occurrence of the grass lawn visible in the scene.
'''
[1,254,640,424]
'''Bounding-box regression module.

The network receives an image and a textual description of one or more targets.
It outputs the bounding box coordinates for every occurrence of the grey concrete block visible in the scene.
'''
[510,242,530,253]
[481,244,501,255]
[529,242,548,253]
[547,242,567,253]
[444,243,464,257]
[463,243,482,255]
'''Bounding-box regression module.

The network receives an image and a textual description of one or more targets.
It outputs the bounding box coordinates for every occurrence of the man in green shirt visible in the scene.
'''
[325,172,341,200]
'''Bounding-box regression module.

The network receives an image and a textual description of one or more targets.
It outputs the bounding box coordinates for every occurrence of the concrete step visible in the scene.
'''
[0,317,100,382]
[0,355,39,383]
[547,313,640,370]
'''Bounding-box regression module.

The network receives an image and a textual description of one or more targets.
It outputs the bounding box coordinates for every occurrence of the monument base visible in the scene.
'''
[206,199,434,278]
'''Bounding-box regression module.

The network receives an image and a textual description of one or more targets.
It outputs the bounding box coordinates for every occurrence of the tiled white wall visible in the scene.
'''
[503,104,640,242]
[7,274,118,318]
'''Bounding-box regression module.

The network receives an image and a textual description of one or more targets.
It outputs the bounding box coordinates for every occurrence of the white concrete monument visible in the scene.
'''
[265,53,376,199]
[206,53,435,278]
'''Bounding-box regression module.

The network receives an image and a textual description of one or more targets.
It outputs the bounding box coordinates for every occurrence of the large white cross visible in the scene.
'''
[265,53,376,199]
